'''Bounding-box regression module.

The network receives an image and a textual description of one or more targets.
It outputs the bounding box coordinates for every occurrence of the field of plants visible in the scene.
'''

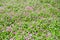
[0,0,60,40]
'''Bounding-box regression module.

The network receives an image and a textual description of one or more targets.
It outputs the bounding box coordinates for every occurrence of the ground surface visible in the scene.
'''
[0,0,60,40]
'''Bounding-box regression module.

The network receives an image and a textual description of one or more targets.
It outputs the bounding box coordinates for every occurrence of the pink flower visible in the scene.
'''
[25,38,29,40]
[10,38,14,40]
[29,34,32,37]
[25,6,33,10]
[6,27,12,32]
[13,32,16,34]
[46,32,51,37]
[28,32,32,37]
